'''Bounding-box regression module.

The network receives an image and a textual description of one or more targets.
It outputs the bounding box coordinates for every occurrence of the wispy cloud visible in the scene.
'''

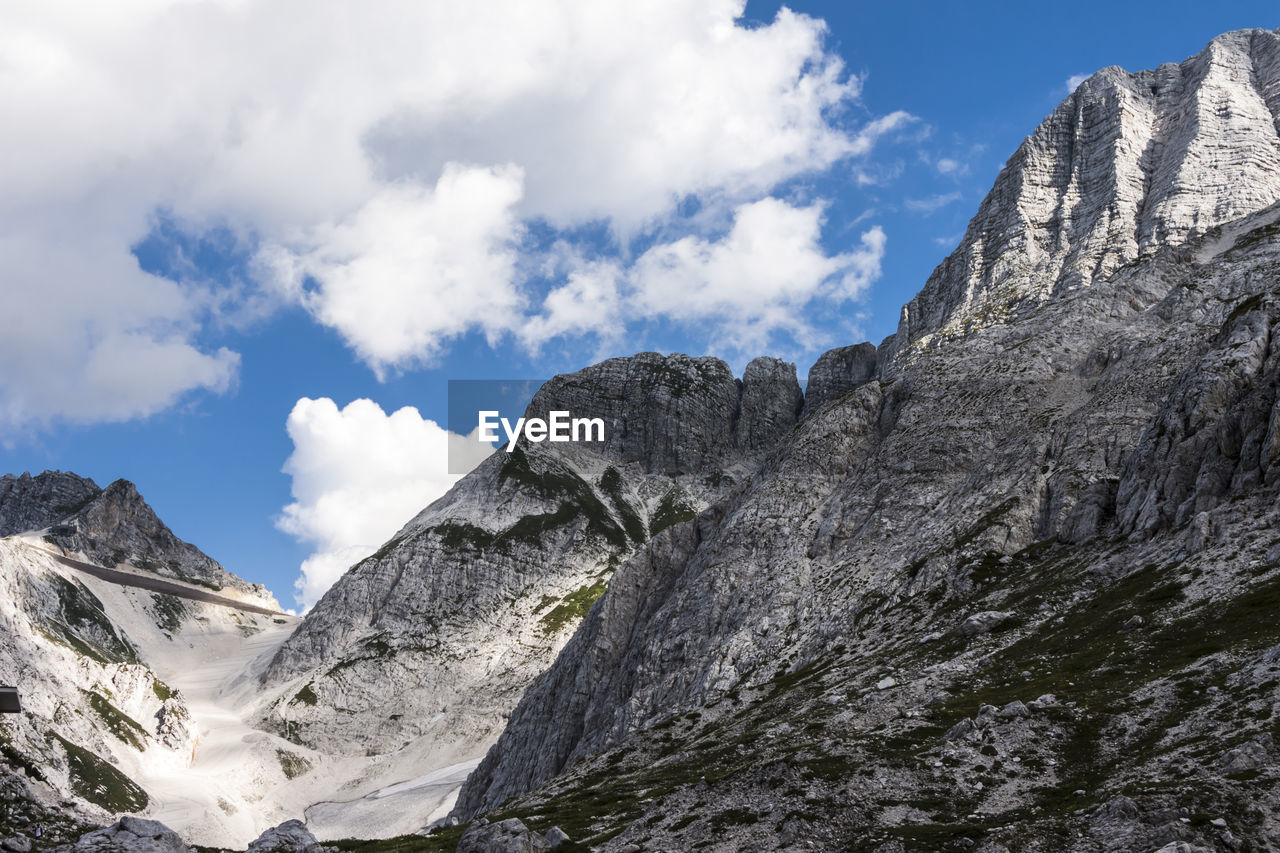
[848,111,919,156]
[1066,73,1090,93]
[905,192,962,214]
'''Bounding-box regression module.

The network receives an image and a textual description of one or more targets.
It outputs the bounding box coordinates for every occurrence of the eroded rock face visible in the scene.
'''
[801,342,877,416]
[246,819,331,853]
[59,817,187,853]
[0,472,100,536]
[450,32,1280,851]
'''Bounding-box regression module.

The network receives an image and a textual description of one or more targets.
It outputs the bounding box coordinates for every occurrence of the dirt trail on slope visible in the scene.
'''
[29,543,286,616]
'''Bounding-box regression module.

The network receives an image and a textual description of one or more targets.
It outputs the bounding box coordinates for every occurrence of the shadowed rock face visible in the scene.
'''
[0,471,266,599]
[448,32,1280,850]
[0,471,100,537]
[801,342,877,416]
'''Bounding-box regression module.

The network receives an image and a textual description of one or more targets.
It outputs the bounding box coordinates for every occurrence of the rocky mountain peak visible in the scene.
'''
[802,342,877,416]
[882,27,1280,368]
[0,470,101,535]
[0,469,268,599]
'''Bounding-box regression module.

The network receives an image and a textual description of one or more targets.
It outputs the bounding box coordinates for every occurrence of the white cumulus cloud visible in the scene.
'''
[257,164,526,376]
[278,397,492,609]
[0,0,908,428]
[520,198,886,355]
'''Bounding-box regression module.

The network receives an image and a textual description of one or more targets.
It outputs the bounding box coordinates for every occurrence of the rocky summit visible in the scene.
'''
[257,351,805,760]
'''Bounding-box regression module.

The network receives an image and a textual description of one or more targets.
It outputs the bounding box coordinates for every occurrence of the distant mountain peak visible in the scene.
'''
[0,469,270,600]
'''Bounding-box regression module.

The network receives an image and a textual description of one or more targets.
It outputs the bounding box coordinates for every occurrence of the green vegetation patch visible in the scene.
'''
[329,826,466,852]
[293,684,319,706]
[649,488,697,537]
[539,582,608,635]
[498,449,629,549]
[49,731,148,813]
[599,467,646,544]
[149,593,186,634]
[40,574,138,664]
[83,690,149,752]
[276,748,312,780]
[436,522,495,550]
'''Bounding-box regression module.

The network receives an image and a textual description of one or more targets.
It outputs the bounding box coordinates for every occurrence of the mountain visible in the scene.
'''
[256,353,804,765]
[438,28,1280,851]
[0,471,273,600]
[7,25,1280,853]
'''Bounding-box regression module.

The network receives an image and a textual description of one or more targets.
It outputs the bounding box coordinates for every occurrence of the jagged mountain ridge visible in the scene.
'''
[441,29,1280,851]
[0,471,272,601]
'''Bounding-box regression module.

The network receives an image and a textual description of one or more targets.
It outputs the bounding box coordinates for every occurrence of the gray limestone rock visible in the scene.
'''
[734,356,803,452]
[802,342,877,416]
[64,817,187,853]
[246,819,326,852]
[0,472,100,536]
[881,28,1280,369]
[452,32,1280,836]
[257,352,803,756]
[456,818,551,853]
[1217,740,1269,774]
[957,610,1015,637]
[542,826,570,849]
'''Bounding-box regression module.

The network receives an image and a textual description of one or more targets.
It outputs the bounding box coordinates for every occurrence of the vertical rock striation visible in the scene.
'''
[882,28,1280,369]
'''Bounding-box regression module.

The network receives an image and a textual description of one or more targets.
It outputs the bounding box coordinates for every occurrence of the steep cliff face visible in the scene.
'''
[448,30,1280,851]
[0,471,272,601]
[257,353,804,760]
[882,28,1280,368]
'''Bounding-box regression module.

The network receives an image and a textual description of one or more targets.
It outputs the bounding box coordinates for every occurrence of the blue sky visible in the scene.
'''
[2,1,1276,610]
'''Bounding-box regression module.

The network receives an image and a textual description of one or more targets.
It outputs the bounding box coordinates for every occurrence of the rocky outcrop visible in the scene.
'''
[53,817,187,853]
[881,28,1280,369]
[734,356,803,451]
[455,818,552,852]
[246,819,333,853]
[0,472,100,536]
[801,341,877,415]
[1116,291,1280,536]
